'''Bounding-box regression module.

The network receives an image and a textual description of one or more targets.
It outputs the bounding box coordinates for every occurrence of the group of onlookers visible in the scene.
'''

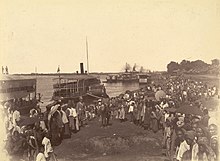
[1,75,219,161]
[99,75,219,161]
[1,96,88,160]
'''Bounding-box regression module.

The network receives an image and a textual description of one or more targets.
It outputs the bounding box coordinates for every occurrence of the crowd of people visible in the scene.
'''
[104,75,219,161]
[0,75,219,161]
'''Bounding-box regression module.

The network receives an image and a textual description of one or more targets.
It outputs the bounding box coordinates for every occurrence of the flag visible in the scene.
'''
[57,66,60,73]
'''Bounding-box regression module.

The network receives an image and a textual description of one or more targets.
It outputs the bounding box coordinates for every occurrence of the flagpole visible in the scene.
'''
[86,36,89,74]
[58,65,61,97]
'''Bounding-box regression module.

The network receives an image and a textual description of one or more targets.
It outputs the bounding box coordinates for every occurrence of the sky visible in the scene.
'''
[0,0,220,74]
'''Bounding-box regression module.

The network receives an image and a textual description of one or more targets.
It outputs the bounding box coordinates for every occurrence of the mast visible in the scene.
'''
[86,36,89,74]
[35,66,38,78]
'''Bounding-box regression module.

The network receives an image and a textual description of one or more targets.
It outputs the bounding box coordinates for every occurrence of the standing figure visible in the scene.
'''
[128,102,135,123]
[150,107,159,133]
[50,114,61,146]
[119,104,126,122]
[5,66,9,74]
[100,104,107,127]
[2,66,4,74]
[76,97,85,127]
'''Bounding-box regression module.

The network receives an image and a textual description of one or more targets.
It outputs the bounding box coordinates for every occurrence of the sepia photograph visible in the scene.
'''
[0,0,220,161]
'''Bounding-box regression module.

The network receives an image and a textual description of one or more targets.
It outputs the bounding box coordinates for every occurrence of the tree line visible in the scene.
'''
[167,59,220,75]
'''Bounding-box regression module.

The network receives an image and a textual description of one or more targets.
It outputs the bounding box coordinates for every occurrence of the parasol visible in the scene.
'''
[176,105,203,116]
[155,90,166,101]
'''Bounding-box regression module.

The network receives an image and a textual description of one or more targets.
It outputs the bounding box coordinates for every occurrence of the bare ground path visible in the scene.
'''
[54,118,168,161]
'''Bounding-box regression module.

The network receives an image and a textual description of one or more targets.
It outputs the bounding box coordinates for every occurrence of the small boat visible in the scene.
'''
[105,72,139,83]
[52,74,109,104]
[138,73,151,84]
[0,75,41,115]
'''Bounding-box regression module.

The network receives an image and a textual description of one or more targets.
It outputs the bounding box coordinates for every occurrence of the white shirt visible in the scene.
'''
[68,108,77,117]
[176,140,190,161]
[42,137,53,158]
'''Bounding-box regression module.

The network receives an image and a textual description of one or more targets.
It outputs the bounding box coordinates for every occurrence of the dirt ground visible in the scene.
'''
[54,118,168,161]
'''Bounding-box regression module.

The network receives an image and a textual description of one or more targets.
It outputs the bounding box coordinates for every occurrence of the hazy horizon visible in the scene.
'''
[1,0,220,74]
[0,58,216,74]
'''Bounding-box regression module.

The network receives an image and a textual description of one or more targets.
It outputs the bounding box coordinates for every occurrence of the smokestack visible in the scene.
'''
[80,63,84,74]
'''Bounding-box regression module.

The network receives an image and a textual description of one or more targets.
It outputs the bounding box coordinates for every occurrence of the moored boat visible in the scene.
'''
[0,75,41,115]
[52,74,109,104]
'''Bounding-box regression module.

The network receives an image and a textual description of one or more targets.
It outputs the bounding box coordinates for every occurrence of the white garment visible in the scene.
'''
[61,110,69,124]
[4,116,13,131]
[176,140,190,161]
[68,107,77,117]
[123,93,129,100]
[12,125,21,134]
[128,105,134,113]
[42,137,53,158]
[39,121,47,131]
[12,110,20,126]
[164,113,169,122]
[36,152,46,161]
[72,108,77,117]
[191,143,199,161]
[183,91,187,96]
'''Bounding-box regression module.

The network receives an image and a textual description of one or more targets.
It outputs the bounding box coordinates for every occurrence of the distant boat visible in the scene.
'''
[105,72,139,83]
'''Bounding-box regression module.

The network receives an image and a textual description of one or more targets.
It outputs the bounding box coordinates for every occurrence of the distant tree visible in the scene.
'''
[167,61,180,73]
[167,59,218,74]
[211,59,219,66]
[191,60,209,69]
[180,60,191,71]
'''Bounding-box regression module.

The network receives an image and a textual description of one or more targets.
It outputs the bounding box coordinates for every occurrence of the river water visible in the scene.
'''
[35,75,140,110]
